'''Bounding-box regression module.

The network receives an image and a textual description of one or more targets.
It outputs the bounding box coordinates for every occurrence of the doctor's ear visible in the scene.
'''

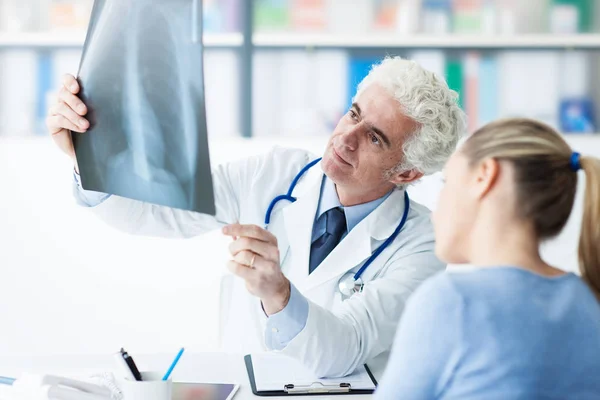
[388,168,424,186]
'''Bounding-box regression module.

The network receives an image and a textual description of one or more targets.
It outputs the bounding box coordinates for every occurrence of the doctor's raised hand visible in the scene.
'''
[45,74,89,166]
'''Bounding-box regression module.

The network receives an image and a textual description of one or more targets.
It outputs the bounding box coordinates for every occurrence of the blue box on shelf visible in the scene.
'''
[560,97,596,134]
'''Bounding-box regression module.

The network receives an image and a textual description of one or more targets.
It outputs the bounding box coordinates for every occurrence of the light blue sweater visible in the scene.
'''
[375,267,600,400]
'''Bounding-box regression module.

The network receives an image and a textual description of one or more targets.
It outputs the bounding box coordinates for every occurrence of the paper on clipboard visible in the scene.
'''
[251,353,376,392]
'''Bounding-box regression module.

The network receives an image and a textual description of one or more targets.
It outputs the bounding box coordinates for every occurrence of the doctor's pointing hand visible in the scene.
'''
[224,223,291,316]
[47,56,466,378]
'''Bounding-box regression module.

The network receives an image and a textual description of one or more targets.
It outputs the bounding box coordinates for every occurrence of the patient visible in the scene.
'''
[375,118,600,399]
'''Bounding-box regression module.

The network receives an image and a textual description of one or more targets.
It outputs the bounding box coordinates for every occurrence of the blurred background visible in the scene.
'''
[0,0,599,358]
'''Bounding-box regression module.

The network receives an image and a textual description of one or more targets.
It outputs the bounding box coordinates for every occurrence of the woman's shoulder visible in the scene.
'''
[409,267,599,312]
[436,268,600,317]
[406,271,466,314]
[410,268,583,307]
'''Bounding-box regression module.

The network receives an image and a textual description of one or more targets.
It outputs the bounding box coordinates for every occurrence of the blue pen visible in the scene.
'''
[162,347,185,381]
[0,376,15,386]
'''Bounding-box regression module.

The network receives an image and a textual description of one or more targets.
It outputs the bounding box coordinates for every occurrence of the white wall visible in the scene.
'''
[0,134,597,357]
[0,136,329,358]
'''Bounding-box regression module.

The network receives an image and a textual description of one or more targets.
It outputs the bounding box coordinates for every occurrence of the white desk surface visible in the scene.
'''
[0,352,383,399]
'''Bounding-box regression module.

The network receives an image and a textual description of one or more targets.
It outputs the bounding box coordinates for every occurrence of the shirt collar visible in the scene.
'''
[318,177,391,232]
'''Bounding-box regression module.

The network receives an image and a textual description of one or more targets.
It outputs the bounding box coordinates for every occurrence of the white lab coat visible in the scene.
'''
[87,147,444,377]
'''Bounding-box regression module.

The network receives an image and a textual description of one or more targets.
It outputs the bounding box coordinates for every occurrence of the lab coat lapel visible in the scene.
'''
[281,162,324,289]
[302,188,407,292]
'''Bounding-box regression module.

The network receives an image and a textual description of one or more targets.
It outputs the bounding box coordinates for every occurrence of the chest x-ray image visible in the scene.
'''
[73,0,215,215]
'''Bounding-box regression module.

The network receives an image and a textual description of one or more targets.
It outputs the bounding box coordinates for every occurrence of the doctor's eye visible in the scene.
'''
[369,133,381,146]
[348,109,358,121]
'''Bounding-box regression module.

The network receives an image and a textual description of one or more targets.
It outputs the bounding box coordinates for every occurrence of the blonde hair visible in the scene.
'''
[462,118,600,301]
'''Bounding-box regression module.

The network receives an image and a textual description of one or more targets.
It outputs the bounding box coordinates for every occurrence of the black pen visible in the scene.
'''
[120,348,143,381]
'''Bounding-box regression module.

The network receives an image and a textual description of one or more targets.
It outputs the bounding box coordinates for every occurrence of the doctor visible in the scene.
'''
[47,57,465,378]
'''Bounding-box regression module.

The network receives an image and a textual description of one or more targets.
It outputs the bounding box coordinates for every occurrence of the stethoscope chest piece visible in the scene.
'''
[338,271,364,299]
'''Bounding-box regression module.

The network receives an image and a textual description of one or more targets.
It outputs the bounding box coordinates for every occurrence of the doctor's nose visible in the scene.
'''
[339,126,361,151]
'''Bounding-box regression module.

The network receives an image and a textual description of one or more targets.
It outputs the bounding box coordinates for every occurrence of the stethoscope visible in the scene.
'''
[264,157,411,299]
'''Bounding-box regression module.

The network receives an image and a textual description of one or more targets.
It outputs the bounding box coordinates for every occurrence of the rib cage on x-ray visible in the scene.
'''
[73,0,215,215]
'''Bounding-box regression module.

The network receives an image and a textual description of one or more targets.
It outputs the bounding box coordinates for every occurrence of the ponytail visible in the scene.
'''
[579,156,600,301]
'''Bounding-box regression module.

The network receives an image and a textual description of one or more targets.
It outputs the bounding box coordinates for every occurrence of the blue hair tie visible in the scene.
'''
[570,152,581,172]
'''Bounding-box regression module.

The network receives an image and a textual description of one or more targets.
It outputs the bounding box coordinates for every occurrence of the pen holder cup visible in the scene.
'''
[118,371,172,400]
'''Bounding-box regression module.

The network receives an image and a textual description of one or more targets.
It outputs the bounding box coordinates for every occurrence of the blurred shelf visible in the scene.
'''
[0,32,244,48]
[0,32,85,47]
[4,31,599,50]
[204,33,244,47]
[253,33,600,49]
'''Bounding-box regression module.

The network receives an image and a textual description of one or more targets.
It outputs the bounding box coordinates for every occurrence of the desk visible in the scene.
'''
[0,353,384,399]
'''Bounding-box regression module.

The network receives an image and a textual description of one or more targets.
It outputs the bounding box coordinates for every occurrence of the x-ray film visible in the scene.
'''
[73,0,215,215]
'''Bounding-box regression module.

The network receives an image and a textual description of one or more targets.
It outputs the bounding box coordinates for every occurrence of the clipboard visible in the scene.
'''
[244,355,378,396]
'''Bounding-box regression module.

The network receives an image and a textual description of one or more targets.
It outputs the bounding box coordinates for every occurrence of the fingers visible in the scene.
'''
[222,224,277,244]
[227,260,253,279]
[234,250,256,267]
[228,237,279,262]
[233,250,273,270]
[62,74,80,94]
[45,74,86,160]
[49,102,89,132]
[58,85,87,116]
[46,74,88,136]
[46,115,82,135]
